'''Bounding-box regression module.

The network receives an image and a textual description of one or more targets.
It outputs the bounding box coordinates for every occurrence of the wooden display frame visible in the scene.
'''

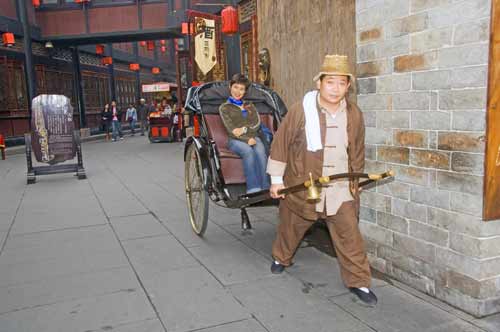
[25,130,86,184]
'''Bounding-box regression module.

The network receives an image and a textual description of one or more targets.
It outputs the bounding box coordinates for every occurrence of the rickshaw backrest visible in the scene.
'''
[204,113,275,184]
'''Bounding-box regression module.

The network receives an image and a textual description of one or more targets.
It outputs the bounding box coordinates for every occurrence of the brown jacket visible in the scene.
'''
[267,99,365,220]
[219,101,261,142]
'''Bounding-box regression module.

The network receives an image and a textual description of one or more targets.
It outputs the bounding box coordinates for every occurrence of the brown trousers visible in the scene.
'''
[272,200,371,288]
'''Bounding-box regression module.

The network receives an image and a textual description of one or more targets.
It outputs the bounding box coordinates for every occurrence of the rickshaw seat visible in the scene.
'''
[204,113,274,184]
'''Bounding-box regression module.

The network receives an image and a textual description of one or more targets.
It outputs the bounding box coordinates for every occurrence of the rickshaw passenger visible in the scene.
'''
[219,74,270,194]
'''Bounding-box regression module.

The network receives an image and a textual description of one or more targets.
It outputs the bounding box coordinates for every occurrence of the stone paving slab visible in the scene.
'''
[0,225,121,265]
[0,247,129,288]
[9,178,106,235]
[189,238,276,286]
[0,212,15,232]
[1,138,498,332]
[101,318,165,332]
[196,318,268,332]
[143,265,250,332]
[0,266,138,314]
[330,285,483,332]
[111,213,171,241]
[287,247,388,298]
[0,289,156,332]
[208,205,246,226]
[88,168,149,218]
[122,234,199,276]
[223,221,277,257]
[475,314,500,331]
[164,218,238,248]
[0,231,6,250]
[229,274,375,332]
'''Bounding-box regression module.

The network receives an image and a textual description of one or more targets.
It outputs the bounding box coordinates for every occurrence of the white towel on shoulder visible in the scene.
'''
[302,90,322,152]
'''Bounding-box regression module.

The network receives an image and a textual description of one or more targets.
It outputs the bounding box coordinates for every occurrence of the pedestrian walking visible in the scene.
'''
[111,100,123,141]
[137,98,148,136]
[101,103,112,141]
[267,55,377,306]
[125,103,138,136]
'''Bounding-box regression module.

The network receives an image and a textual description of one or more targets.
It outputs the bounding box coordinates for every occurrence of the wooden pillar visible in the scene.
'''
[106,43,116,101]
[484,1,500,220]
[16,0,36,124]
[133,42,141,103]
[71,47,86,128]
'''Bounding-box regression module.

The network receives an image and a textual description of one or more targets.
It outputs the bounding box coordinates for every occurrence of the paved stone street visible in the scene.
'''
[0,136,499,332]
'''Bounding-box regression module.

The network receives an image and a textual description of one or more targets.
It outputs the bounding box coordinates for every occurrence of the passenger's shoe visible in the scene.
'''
[349,287,378,307]
[271,261,285,274]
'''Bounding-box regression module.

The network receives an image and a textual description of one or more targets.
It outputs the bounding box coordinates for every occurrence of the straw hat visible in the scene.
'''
[313,54,354,82]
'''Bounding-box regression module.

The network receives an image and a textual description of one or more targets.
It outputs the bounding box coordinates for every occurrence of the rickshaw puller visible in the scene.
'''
[267,55,377,306]
[219,74,270,194]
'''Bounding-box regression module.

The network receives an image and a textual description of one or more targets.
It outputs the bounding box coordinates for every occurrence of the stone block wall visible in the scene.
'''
[355,0,500,317]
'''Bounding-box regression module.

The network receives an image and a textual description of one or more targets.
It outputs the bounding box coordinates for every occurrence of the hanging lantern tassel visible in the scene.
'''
[2,32,15,47]
[221,6,238,35]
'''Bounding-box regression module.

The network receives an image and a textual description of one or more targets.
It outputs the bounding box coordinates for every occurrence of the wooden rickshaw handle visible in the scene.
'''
[276,170,395,196]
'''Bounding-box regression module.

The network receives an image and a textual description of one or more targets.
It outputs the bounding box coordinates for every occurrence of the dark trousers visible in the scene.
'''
[272,200,371,288]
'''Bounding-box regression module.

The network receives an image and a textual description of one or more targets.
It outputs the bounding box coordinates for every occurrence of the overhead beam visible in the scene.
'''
[45,28,184,47]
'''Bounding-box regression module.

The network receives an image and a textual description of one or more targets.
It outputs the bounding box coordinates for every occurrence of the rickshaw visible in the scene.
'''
[183,81,286,235]
[148,110,180,143]
[142,82,182,143]
[183,82,394,236]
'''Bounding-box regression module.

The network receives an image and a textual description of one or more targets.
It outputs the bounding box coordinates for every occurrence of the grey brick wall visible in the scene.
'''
[355,0,500,317]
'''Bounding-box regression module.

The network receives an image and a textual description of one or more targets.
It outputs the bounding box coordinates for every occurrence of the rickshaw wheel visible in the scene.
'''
[185,143,209,236]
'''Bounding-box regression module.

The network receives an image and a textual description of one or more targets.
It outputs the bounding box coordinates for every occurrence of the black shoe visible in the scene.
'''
[271,261,285,274]
[349,287,378,306]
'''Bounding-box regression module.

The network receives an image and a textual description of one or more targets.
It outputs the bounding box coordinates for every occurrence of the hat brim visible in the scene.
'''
[313,72,355,82]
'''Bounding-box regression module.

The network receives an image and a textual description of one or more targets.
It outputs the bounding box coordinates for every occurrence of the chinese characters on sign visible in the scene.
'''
[31,95,76,164]
[194,17,217,75]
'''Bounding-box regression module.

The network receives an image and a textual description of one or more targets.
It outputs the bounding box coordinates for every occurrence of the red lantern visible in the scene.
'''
[147,41,154,51]
[182,22,194,35]
[139,41,146,47]
[152,67,160,74]
[2,33,14,47]
[101,57,113,66]
[95,44,104,55]
[160,40,166,46]
[33,0,40,8]
[129,63,140,71]
[221,6,238,35]
[160,46,166,53]
[75,0,90,3]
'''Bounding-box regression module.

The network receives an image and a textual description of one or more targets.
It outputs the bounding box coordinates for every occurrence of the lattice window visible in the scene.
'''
[239,0,256,24]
